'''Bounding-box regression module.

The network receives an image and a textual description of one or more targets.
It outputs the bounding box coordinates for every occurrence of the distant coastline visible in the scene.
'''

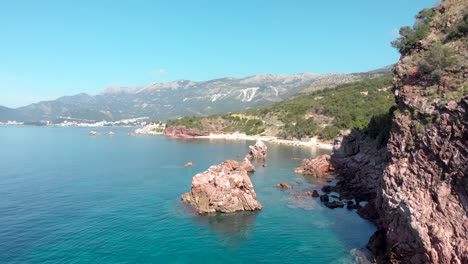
[133,125,333,149]
[0,123,333,150]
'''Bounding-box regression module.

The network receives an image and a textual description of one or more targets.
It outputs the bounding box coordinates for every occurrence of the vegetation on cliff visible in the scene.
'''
[391,8,436,55]
[167,75,395,140]
[331,1,467,262]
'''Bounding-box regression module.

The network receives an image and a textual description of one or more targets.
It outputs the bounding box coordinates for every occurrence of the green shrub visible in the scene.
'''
[280,118,318,139]
[391,8,435,55]
[319,126,340,140]
[446,13,468,41]
[166,116,204,130]
[418,42,458,82]
[365,106,396,148]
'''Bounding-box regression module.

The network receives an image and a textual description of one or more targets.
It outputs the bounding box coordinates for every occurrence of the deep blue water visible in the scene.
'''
[0,126,375,263]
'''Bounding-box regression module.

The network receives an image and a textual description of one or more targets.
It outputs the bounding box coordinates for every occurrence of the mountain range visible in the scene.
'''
[0,70,389,123]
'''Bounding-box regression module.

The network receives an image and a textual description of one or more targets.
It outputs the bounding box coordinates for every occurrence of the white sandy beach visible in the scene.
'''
[196,133,333,150]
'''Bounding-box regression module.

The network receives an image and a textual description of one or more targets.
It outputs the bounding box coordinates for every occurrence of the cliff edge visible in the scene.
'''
[332,1,467,263]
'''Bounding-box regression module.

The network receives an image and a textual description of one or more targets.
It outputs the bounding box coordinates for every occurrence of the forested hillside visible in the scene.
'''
[167,75,395,141]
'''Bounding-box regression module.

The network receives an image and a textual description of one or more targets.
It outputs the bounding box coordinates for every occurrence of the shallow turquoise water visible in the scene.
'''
[0,126,375,263]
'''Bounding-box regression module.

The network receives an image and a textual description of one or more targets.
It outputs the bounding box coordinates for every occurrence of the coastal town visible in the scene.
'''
[0,117,154,127]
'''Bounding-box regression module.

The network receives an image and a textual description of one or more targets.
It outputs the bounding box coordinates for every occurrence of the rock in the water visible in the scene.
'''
[321,185,336,193]
[324,201,344,209]
[164,126,208,138]
[184,162,194,167]
[246,140,267,159]
[241,158,255,172]
[181,160,262,214]
[276,182,293,190]
[88,131,100,136]
[305,190,320,197]
[346,200,361,210]
[294,155,332,176]
[319,194,329,202]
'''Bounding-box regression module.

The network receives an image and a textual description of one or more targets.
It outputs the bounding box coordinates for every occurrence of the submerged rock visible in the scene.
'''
[276,182,293,190]
[241,158,255,172]
[246,140,267,159]
[181,160,262,214]
[294,155,332,176]
[324,201,344,209]
[319,194,329,202]
[346,200,361,210]
[88,131,100,136]
[305,190,320,197]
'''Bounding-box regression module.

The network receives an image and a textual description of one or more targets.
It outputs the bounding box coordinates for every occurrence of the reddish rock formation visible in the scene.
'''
[181,160,262,214]
[241,158,255,172]
[246,140,267,159]
[164,126,208,138]
[294,155,332,176]
[331,1,468,262]
[377,91,467,259]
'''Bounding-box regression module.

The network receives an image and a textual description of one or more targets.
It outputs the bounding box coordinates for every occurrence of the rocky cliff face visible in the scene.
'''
[331,1,467,263]
[377,96,467,263]
[163,126,208,138]
[331,130,388,204]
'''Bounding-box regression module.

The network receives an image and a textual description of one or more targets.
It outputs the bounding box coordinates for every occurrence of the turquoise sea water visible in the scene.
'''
[0,126,375,263]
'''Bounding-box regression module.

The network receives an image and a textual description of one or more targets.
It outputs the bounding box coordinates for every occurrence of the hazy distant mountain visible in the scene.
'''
[367,64,395,73]
[0,106,21,122]
[0,70,388,123]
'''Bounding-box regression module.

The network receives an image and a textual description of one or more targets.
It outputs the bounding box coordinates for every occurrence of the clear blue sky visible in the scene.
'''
[1,0,436,107]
